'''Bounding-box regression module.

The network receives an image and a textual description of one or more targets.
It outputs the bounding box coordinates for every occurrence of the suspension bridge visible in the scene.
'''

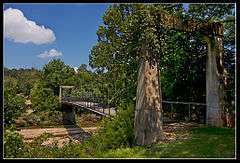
[60,86,117,124]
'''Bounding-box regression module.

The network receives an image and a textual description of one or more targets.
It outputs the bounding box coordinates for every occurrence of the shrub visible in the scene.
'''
[4,89,25,126]
[23,111,64,127]
[20,133,87,158]
[83,102,135,156]
[30,80,60,112]
[4,128,25,158]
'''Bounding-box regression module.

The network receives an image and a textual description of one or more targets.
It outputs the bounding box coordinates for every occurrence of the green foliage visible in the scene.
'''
[83,102,135,155]
[4,129,25,158]
[41,59,75,95]
[4,88,25,126]
[16,111,64,127]
[4,67,41,95]
[4,76,20,94]
[89,4,235,106]
[188,4,234,21]
[30,80,60,112]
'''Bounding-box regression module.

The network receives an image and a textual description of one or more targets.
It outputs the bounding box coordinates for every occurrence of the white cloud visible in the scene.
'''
[4,8,56,44]
[38,49,62,58]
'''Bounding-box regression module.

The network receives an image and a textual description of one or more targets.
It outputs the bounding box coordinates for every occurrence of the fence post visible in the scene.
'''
[92,94,94,110]
[59,86,62,104]
[103,95,105,114]
[188,104,191,122]
[88,93,90,108]
[89,93,91,108]
[108,89,110,116]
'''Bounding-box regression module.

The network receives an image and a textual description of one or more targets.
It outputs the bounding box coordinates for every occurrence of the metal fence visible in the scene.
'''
[162,101,206,123]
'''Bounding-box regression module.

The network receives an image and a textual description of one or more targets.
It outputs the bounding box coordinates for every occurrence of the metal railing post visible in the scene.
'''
[108,89,110,116]
[103,95,105,114]
[92,94,94,110]
[59,86,62,104]
[88,93,89,108]
[188,104,191,122]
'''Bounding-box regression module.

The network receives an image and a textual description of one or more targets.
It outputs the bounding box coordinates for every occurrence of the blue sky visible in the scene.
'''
[4,3,189,70]
[4,4,110,69]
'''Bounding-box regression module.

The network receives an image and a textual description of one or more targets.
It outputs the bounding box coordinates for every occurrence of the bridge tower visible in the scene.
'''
[60,86,76,125]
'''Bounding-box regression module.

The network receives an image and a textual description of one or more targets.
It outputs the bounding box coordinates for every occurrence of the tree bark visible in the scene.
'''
[134,47,163,145]
[205,33,226,127]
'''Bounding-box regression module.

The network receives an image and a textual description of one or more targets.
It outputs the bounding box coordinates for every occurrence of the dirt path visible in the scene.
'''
[19,126,99,147]
[19,127,98,139]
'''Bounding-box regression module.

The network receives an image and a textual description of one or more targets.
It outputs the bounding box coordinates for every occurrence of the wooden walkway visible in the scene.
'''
[61,97,116,118]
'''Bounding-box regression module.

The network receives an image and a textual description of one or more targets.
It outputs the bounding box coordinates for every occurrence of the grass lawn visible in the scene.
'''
[99,127,235,158]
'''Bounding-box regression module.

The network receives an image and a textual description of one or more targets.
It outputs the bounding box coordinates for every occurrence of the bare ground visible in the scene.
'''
[18,122,200,148]
[19,126,99,147]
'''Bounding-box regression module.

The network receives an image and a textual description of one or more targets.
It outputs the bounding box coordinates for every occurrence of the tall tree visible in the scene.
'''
[41,59,75,95]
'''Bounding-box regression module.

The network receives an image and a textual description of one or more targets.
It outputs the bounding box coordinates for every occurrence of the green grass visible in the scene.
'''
[99,127,235,158]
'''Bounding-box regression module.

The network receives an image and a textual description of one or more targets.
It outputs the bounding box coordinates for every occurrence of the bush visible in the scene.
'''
[83,102,135,156]
[30,80,60,112]
[4,89,25,126]
[21,111,64,127]
[4,128,25,158]
[20,133,87,158]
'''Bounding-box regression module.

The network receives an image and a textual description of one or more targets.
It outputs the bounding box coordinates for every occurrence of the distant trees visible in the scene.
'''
[4,67,41,96]
[4,68,40,127]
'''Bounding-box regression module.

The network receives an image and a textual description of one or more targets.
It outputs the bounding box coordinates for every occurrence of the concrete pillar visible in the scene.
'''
[62,105,76,125]
[134,46,163,145]
[205,34,224,127]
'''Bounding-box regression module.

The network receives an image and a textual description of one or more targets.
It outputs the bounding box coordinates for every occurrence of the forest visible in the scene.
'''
[3,4,236,158]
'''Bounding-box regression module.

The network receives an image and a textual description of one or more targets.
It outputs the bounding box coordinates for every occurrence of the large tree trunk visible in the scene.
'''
[205,34,226,127]
[134,47,163,145]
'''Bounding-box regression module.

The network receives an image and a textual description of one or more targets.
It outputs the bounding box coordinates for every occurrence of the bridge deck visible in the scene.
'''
[62,99,116,118]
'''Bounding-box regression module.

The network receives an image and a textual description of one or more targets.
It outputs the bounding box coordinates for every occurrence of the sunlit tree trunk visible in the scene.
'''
[134,46,163,145]
[205,23,226,127]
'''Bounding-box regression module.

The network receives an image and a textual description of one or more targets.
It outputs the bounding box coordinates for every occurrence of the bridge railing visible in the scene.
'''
[61,95,115,117]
